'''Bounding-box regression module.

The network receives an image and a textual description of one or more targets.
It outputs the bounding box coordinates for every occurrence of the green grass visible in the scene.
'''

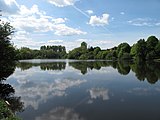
[0,100,21,120]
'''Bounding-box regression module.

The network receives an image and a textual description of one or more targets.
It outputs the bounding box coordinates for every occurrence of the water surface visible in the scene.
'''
[5,59,160,120]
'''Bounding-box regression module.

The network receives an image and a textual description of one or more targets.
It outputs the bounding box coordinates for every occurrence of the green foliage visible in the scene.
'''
[68,42,89,59]
[16,47,34,59]
[116,43,131,59]
[146,36,158,51]
[130,44,137,57]
[79,54,88,60]
[146,51,156,60]
[120,53,131,60]
[17,45,67,59]
[0,61,24,120]
[145,36,159,60]
[135,39,147,61]
[68,47,82,59]
[0,21,16,60]
[81,42,87,49]
[0,100,21,120]
[10,35,160,61]
[155,41,160,56]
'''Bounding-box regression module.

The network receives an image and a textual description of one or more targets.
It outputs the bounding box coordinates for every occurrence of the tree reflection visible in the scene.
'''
[117,61,131,75]
[69,61,117,75]
[16,60,160,84]
[0,61,16,80]
[17,62,66,71]
[69,60,160,84]
[40,62,66,71]
[131,61,160,84]
[0,61,24,117]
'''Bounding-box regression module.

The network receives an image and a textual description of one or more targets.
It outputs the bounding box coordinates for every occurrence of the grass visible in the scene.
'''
[0,100,21,120]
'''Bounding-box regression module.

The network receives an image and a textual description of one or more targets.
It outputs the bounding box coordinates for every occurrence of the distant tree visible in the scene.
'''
[135,39,146,61]
[145,36,159,60]
[17,47,34,59]
[155,41,160,57]
[146,36,158,51]
[81,42,87,49]
[93,47,101,58]
[130,44,137,58]
[116,43,131,59]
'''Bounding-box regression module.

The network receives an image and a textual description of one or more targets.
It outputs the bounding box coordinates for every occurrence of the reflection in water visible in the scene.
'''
[6,59,160,120]
[17,62,66,71]
[14,78,86,110]
[117,61,131,75]
[89,88,109,101]
[69,61,160,84]
[35,107,85,120]
[131,61,160,84]
[69,61,114,74]
[0,61,24,116]
[17,60,160,84]
[0,61,16,81]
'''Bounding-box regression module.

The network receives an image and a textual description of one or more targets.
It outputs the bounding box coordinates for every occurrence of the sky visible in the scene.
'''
[0,0,160,51]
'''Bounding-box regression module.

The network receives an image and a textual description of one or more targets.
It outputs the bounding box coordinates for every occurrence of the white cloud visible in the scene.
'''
[1,3,87,48]
[128,18,160,27]
[48,39,64,43]
[35,107,85,120]
[53,24,87,36]
[4,5,54,32]
[47,0,76,7]
[86,10,93,15]
[120,12,125,15]
[12,31,45,49]
[52,18,67,24]
[2,3,86,35]
[0,0,19,14]
[89,13,109,26]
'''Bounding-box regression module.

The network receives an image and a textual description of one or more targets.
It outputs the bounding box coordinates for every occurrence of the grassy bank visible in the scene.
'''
[0,100,20,120]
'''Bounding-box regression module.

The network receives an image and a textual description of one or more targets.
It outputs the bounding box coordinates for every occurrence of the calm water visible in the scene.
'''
[4,59,160,120]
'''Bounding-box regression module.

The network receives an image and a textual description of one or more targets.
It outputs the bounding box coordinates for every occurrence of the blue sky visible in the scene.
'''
[1,0,160,51]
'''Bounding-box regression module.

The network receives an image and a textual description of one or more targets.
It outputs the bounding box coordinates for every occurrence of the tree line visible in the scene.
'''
[67,36,160,61]
[14,35,160,61]
[1,20,160,61]
[16,45,67,60]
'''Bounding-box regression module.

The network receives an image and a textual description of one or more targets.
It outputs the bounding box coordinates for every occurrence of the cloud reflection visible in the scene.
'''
[14,79,86,110]
[89,88,109,101]
[35,107,85,120]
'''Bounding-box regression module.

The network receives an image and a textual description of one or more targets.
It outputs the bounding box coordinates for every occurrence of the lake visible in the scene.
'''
[4,59,160,120]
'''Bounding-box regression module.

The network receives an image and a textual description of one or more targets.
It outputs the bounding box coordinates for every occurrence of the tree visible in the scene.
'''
[81,42,87,49]
[130,44,137,57]
[146,36,158,51]
[135,39,146,61]
[0,21,16,60]
[145,36,159,60]
[155,41,160,57]
[116,43,131,59]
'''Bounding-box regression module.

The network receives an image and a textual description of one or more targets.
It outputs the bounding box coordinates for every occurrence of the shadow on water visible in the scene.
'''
[0,61,24,118]
[17,60,160,84]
